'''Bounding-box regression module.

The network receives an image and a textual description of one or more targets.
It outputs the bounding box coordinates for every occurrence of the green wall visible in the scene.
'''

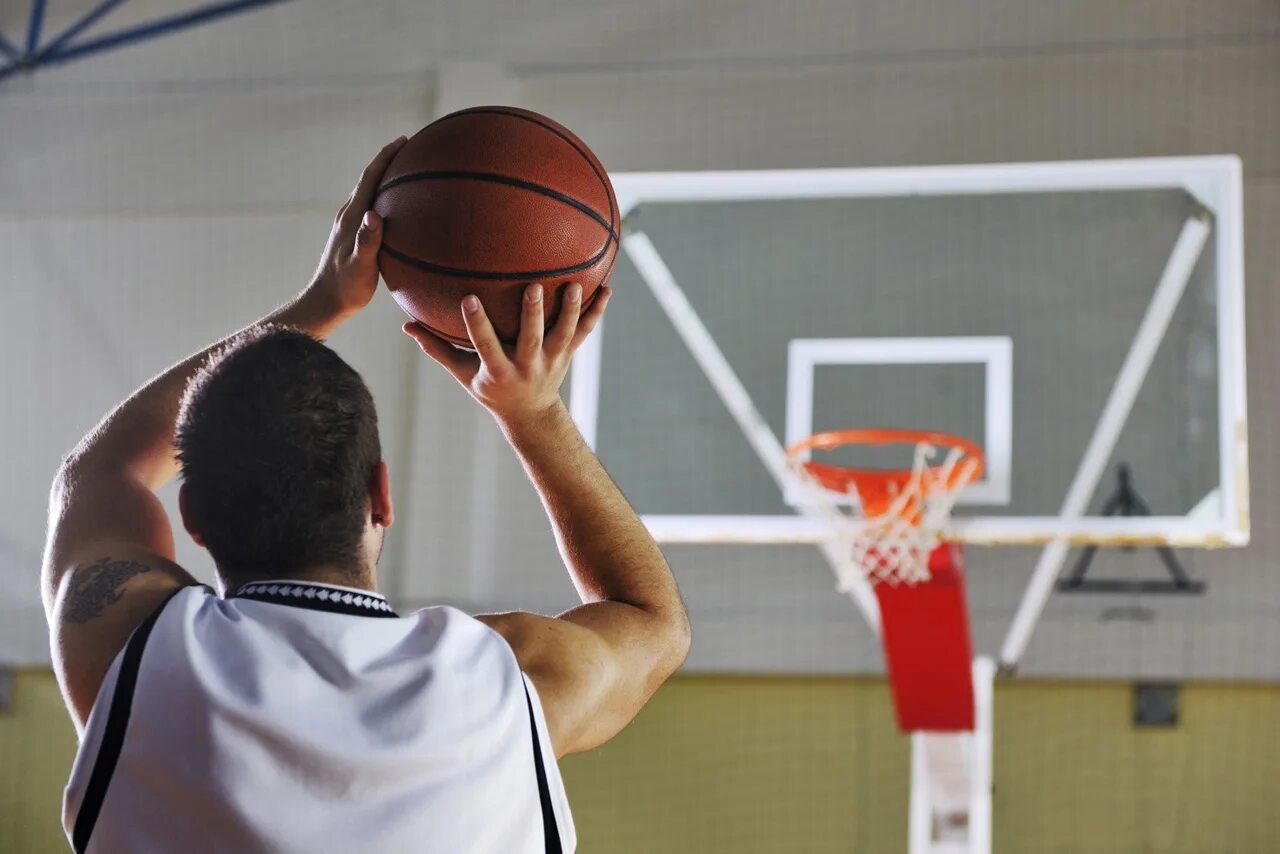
[563,676,909,852]
[0,671,78,854]
[2,670,1277,852]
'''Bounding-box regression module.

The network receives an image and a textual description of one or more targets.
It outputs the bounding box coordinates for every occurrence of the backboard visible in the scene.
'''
[570,158,1248,549]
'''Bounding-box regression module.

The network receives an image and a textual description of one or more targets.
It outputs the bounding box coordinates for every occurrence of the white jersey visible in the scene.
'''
[62,580,574,853]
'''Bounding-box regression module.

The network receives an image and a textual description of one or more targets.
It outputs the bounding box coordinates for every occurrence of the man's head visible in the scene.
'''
[176,325,392,591]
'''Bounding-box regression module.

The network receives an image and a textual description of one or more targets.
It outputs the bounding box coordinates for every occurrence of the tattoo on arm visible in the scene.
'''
[63,558,153,624]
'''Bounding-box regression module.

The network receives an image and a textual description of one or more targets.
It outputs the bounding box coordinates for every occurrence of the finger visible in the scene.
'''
[460,295,510,372]
[570,286,611,351]
[516,283,544,362]
[545,282,583,355]
[340,135,409,233]
[402,322,478,381]
[351,211,383,269]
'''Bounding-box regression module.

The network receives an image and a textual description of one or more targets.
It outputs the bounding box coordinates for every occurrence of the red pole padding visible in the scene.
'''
[874,542,976,732]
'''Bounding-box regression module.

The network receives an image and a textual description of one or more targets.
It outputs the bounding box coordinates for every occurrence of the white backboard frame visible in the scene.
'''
[571,156,1249,549]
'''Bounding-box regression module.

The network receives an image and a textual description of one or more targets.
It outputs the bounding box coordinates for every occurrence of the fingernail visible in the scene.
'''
[568,283,583,302]
[528,284,543,303]
[463,295,480,314]
[362,211,376,229]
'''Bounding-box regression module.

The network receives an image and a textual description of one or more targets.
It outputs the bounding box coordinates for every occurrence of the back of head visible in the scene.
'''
[176,326,381,589]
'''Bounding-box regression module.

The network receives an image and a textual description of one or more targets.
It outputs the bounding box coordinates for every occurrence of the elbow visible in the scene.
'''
[673,610,692,665]
[53,449,135,494]
[50,451,99,511]
[50,456,80,507]
[631,605,691,692]
[54,447,95,487]
[658,608,692,677]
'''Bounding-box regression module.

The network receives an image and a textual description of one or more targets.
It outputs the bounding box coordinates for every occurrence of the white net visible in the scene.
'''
[789,442,982,587]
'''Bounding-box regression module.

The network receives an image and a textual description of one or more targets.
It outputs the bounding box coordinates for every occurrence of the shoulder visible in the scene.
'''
[412,604,515,649]
[51,548,199,733]
[407,605,530,676]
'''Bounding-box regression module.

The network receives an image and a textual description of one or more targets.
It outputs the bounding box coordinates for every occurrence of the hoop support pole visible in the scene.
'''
[999,215,1211,669]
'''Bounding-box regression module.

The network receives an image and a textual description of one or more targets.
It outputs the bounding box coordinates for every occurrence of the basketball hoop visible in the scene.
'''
[785,429,984,585]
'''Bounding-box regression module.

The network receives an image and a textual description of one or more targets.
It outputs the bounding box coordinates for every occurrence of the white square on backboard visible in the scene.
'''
[784,337,1013,507]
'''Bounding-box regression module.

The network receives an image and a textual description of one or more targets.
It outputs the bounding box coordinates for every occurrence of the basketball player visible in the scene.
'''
[45,137,690,853]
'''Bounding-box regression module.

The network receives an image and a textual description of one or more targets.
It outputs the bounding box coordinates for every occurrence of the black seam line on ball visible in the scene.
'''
[376,170,619,243]
[380,238,613,281]
[430,107,618,229]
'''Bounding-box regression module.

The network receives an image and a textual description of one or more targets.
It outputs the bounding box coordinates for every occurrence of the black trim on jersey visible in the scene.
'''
[524,682,563,854]
[231,581,399,618]
[72,587,187,854]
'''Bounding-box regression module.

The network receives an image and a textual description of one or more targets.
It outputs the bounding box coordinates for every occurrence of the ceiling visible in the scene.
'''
[1,0,1274,89]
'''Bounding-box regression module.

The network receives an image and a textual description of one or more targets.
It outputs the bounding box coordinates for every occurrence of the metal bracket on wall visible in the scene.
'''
[1133,682,1181,727]
[1058,464,1205,595]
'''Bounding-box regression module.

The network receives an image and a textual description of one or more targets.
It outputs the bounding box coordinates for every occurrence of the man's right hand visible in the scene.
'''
[404,278,689,759]
[403,282,610,425]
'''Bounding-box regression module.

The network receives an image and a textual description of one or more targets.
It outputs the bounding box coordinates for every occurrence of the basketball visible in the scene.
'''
[373,106,620,346]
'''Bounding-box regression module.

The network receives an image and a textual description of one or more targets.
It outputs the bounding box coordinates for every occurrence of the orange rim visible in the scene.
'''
[786,429,985,520]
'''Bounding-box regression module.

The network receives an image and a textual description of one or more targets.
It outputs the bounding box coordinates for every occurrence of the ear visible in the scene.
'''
[370,460,394,529]
[178,483,207,547]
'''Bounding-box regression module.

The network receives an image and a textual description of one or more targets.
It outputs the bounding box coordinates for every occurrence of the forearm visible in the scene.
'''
[61,286,351,490]
[416,284,686,755]
[499,403,685,623]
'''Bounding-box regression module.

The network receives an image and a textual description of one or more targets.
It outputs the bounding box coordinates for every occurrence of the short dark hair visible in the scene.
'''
[176,325,381,588]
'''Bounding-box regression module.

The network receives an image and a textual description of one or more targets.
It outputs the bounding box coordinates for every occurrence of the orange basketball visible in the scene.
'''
[373,106,619,346]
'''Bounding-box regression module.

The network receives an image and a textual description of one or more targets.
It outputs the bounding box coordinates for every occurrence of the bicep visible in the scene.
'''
[43,466,195,731]
[477,602,676,757]
[43,465,178,612]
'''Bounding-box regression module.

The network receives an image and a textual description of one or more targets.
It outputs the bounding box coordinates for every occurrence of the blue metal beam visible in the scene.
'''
[37,0,132,61]
[40,0,291,66]
[25,0,46,54]
[0,32,19,62]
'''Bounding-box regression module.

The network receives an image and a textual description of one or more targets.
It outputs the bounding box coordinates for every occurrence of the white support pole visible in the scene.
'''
[909,732,933,854]
[969,657,996,854]
[999,215,1211,668]
[622,231,881,632]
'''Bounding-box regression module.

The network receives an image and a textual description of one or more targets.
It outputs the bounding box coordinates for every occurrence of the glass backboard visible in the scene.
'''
[571,158,1248,548]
